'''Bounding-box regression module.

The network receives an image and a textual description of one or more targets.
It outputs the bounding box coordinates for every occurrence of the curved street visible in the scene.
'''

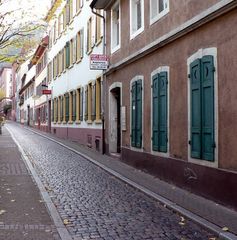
[4,122,216,240]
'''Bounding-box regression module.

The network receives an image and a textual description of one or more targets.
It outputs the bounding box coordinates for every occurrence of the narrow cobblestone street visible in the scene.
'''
[4,123,218,240]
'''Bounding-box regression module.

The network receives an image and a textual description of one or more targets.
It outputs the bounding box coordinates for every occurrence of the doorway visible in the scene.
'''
[27,105,30,126]
[109,86,121,154]
[48,100,51,133]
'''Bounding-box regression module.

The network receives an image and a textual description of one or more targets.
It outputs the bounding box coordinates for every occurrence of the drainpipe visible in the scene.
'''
[90,7,107,155]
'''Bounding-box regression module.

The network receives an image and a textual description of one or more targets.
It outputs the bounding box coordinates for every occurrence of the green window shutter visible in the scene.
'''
[190,59,202,159]
[55,99,58,122]
[72,91,76,121]
[201,55,215,161]
[158,72,168,152]
[136,80,142,148]
[131,82,136,147]
[84,86,88,121]
[60,97,64,122]
[65,94,69,122]
[91,84,96,121]
[80,87,84,121]
[52,100,54,122]
[152,74,159,151]
[66,42,70,68]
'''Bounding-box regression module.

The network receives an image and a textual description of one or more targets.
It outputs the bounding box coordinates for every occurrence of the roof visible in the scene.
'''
[90,0,114,10]
[31,36,49,65]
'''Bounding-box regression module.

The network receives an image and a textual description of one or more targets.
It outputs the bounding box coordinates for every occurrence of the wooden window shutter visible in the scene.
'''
[152,74,159,151]
[201,55,215,161]
[135,79,142,148]
[84,86,88,121]
[73,91,76,121]
[65,93,69,122]
[158,72,168,153]
[190,59,202,159]
[80,87,84,121]
[91,83,96,121]
[131,82,136,147]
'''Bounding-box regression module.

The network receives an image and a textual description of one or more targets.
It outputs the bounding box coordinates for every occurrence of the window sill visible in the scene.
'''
[150,9,169,26]
[95,37,102,47]
[76,9,81,16]
[75,120,81,124]
[68,64,74,69]
[130,26,144,40]
[86,49,93,55]
[57,121,61,124]
[87,120,92,124]
[68,121,74,124]
[95,119,102,124]
[76,58,82,64]
[62,121,67,124]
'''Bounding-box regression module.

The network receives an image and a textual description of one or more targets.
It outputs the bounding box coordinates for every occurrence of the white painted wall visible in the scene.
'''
[48,0,104,130]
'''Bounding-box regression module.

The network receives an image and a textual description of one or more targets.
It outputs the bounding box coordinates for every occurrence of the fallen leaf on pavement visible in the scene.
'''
[222,227,229,231]
[0,210,6,215]
[63,219,70,225]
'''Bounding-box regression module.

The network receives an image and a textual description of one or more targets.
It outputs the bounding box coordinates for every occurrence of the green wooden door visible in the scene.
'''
[131,82,136,147]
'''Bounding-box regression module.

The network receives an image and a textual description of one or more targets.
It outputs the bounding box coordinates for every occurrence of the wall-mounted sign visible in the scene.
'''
[90,54,109,70]
[42,90,52,95]
[121,106,126,131]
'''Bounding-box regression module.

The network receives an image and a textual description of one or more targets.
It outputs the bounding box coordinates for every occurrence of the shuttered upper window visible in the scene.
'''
[111,0,120,53]
[190,55,215,162]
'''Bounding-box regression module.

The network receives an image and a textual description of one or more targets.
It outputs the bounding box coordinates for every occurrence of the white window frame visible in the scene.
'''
[187,47,218,168]
[150,0,169,25]
[130,0,144,40]
[111,0,121,54]
[150,66,170,157]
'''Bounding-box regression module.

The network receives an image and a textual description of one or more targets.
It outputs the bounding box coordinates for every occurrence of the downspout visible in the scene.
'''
[91,7,107,155]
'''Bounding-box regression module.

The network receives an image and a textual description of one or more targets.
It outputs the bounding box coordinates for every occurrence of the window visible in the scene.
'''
[76,88,80,122]
[69,0,73,21]
[111,1,120,52]
[76,0,81,12]
[76,29,84,61]
[55,98,58,123]
[73,37,77,64]
[47,62,52,83]
[131,78,143,148]
[70,39,74,66]
[66,42,70,68]
[130,0,144,39]
[190,55,215,162]
[96,77,102,121]
[65,93,69,122]
[152,71,168,153]
[69,91,76,122]
[87,17,92,53]
[87,82,92,122]
[60,96,64,122]
[150,0,169,24]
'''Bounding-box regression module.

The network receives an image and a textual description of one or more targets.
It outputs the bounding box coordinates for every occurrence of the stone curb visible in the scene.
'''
[25,126,237,240]
[6,126,73,240]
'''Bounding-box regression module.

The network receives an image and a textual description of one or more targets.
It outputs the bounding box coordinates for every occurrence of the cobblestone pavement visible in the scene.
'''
[8,123,217,240]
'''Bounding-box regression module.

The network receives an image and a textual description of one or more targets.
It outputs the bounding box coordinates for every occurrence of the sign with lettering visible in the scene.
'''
[90,54,109,70]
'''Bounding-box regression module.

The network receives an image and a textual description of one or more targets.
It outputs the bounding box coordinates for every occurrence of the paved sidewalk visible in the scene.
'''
[0,126,61,240]
[22,123,237,238]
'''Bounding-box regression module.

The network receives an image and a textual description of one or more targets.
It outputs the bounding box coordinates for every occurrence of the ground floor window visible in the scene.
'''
[190,55,215,161]
[152,71,168,152]
[131,78,143,148]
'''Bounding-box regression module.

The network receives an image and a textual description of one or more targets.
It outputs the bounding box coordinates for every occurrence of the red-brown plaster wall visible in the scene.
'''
[107,0,221,65]
[105,9,237,171]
